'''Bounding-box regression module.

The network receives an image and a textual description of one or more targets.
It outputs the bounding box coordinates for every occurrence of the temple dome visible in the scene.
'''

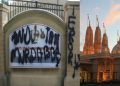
[112,40,120,54]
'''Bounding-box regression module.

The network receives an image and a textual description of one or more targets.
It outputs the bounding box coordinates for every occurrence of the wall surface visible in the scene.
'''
[64,1,80,86]
[4,9,66,86]
[0,1,80,86]
[114,59,120,80]
[0,3,8,86]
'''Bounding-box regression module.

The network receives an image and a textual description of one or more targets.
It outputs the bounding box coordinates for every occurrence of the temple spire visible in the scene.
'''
[83,14,94,55]
[103,23,106,33]
[96,15,99,27]
[117,30,119,43]
[88,14,90,26]
[94,15,101,54]
[101,23,110,54]
[116,30,120,43]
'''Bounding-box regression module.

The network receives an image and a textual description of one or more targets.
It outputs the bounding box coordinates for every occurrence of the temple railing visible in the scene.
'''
[5,0,64,20]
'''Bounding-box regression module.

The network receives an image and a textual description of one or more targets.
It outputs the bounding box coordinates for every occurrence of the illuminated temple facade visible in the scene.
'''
[80,16,120,83]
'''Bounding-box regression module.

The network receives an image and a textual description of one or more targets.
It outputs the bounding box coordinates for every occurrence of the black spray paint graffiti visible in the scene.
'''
[72,54,80,78]
[10,25,61,67]
[68,5,76,65]
[11,26,37,45]
[68,15,76,65]
[68,5,80,78]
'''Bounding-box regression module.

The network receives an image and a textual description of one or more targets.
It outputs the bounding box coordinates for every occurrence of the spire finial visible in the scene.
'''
[88,14,90,26]
[118,30,120,43]
[103,23,106,33]
[96,15,99,26]
[117,30,119,43]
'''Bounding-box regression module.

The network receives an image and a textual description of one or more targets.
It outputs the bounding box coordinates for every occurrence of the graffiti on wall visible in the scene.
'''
[9,24,61,68]
[68,6,76,65]
[68,5,80,78]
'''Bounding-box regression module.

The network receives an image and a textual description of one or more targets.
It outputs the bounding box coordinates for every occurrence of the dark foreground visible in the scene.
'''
[81,81,120,86]
[81,84,120,86]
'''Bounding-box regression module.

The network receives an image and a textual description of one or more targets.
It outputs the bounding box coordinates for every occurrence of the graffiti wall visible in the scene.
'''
[9,24,61,68]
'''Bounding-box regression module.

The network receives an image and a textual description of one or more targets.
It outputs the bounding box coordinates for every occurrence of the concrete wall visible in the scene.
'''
[0,4,8,86]
[0,1,80,86]
[64,1,80,86]
[4,9,66,86]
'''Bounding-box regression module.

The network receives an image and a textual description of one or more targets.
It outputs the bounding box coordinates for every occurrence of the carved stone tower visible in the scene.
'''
[101,23,110,53]
[94,16,101,54]
[83,15,94,55]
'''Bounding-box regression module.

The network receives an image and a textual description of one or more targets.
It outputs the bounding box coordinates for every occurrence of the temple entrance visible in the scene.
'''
[99,72,103,82]
[106,70,110,80]
[99,71,110,82]
[97,59,114,82]
[80,70,91,83]
[80,67,91,83]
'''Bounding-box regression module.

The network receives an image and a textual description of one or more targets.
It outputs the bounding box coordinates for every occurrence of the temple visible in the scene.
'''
[80,15,120,83]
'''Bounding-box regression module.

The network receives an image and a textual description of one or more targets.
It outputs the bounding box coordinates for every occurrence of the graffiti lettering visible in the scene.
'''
[67,5,80,78]
[68,16,76,65]
[10,24,61,67]
[11,46,60,64]
[11,26,36,45]
[72,54,80,78]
